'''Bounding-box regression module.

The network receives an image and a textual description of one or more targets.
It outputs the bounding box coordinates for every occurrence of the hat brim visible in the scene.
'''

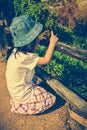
[13,23,43,47]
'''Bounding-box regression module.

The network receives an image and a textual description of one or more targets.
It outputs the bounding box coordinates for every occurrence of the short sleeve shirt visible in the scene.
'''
[5,49,40,103]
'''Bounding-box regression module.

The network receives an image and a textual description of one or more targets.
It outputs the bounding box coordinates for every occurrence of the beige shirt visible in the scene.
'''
[5,49,39,103]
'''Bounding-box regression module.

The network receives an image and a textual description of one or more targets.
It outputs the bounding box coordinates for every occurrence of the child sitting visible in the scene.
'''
[5,15,58,115]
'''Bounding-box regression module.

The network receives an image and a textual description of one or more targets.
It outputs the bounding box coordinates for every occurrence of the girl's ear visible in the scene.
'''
[4,27,11,34]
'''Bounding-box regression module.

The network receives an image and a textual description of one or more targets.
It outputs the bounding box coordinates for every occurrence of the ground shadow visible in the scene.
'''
[36,81,66,115]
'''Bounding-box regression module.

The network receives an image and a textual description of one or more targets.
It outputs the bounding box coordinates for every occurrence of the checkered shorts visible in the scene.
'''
[10,86,56,115]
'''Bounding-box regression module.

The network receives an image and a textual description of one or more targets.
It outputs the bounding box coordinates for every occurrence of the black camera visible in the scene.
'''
[44,31,51,39]
[39,31,51,46]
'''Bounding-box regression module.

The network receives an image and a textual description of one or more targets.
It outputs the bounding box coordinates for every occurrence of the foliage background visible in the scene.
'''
[0,0,87,101]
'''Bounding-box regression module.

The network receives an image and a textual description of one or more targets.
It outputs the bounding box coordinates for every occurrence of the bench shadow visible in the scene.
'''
[36,81,66,115]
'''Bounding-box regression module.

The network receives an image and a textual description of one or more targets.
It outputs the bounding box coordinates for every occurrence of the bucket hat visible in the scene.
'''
[10,15,43,47]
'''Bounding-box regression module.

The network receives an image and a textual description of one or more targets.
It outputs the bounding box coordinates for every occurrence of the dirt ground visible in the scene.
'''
[0,56,86,130]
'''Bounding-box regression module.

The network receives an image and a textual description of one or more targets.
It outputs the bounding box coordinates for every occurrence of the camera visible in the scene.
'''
[39,31,51,46]
[44,31,51,39]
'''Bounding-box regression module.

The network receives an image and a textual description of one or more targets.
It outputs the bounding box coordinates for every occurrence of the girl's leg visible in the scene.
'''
[10,86,56,115]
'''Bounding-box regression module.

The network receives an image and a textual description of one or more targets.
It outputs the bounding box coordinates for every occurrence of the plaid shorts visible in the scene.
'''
[10,86,56,115]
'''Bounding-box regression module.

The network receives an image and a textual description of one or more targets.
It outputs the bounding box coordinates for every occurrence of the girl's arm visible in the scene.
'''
[37,31,58,65]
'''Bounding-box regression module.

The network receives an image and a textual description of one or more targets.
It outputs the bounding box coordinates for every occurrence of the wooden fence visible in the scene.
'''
[35,41,87,128]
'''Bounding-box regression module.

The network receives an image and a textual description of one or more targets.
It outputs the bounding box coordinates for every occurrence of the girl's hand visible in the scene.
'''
[50,31,58,45]
[38,30,50,41]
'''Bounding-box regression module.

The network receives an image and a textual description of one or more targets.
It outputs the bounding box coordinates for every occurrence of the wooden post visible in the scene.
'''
[69,109,87,128]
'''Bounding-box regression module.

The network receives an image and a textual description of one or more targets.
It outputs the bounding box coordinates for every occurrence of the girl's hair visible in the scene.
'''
[7,36,38,59]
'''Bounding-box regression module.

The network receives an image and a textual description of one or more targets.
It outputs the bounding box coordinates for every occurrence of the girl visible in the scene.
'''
[5,15,58,115]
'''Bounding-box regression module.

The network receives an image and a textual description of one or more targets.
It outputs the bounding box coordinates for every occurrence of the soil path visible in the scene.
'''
[0,59,84,130]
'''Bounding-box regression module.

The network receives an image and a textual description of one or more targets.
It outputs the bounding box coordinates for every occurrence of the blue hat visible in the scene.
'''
[10,15,43,47]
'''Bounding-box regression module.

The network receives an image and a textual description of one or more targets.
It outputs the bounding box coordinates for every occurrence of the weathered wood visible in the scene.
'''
[47,79,87,118]
[35,67,87,119]
[69,109,87,128]
[55,42,87,64]
[40,41,87,64]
